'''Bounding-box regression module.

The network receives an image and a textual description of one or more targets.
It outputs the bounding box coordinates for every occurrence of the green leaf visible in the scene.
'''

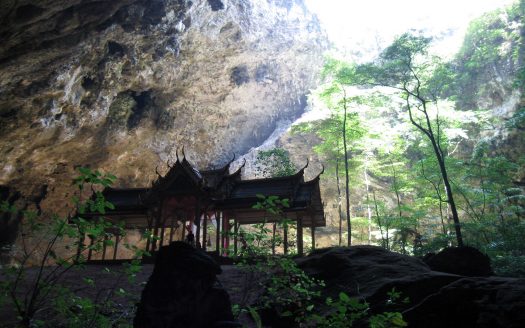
[248,306,262,328]
[339,291,350,302]
[391,314,408,327]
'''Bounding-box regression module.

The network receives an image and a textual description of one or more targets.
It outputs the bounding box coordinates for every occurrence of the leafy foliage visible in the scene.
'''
[298,2,525,277]
[449,2,522,108]
[254,148,296,178]
[0,168,143,327]
[231,195,407,326]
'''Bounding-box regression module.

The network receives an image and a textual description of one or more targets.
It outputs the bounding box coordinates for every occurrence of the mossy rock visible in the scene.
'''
[108,92,136,126]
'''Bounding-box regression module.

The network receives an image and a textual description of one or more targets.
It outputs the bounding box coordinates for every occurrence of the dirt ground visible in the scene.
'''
[0,263,263,327]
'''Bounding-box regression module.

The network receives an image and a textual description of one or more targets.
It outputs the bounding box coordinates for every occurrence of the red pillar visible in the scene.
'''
[222,212,230,256]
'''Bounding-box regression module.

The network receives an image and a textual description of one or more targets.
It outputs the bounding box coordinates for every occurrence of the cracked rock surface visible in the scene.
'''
[0,0,326,213]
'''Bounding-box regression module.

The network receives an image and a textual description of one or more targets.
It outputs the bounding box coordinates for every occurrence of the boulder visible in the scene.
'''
[424,246,494,277]
[295,246,524,327]
[404,277,525,328]
[296,246,460,308]
[134,241,239,328]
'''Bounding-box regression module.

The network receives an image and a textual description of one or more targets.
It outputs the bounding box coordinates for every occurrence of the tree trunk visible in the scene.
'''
[342,89,351,246]
[336,147,343,246]
[364,159,372,245]
[437,157,463,246]
[389,158,403,219]
[406,97,463,246]
[372,191,386,248]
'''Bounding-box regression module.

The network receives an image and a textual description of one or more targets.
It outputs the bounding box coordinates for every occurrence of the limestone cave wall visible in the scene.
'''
[0,0,327,215]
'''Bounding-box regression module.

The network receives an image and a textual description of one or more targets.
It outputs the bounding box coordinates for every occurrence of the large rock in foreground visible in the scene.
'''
[296,246,459,308]
[296,246,525,328]
[404,277,525,328]
[134,241,239,328]
[423,246,494,277]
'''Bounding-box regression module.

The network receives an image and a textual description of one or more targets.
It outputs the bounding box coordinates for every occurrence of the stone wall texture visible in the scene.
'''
[0,0,327,213]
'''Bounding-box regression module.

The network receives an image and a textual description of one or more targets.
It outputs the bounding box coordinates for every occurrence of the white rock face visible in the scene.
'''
[0,0,326,211]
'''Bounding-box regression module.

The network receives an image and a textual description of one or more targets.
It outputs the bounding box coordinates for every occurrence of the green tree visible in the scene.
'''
[353,33,465,246]
[254,148,295,178]
[294,113,353,245]
[367,141,419,253]
[296,59,365,246]
[252,148,295,253]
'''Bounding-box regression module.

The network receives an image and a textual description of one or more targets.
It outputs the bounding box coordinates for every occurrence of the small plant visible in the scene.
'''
[231,195,407,327]
[262,256,324,319]
[369,312,407,328]
[309,292,369,327]
[231,195,324,325]
[308,289,407,328]
[385,287,410,306]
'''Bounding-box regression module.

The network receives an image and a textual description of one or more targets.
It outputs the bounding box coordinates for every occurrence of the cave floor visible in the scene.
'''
[0,264,261,327]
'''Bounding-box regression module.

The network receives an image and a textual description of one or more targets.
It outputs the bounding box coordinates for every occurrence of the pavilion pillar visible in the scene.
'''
[180,220,186,240]
[145,216,153,253]
[220,213,225,255]
[311,226,316,250]
[202,213,208,251]
[283,224,288,255]
[159,216,166,247]
[151,205,162,252]
[297,216,303,256]
[216,212,221,253]
[76,233,85,262]
[233,219,239,255]
[169,218,175,244]
[195,200,202,248]
[87,236,94,261]
[113,234,120,260]
[222,212,230,256]
[151,221,159,251]
[101,234,108,260]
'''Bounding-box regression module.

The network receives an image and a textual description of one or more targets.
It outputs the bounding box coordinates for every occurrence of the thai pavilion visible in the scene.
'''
[83,152,325,260]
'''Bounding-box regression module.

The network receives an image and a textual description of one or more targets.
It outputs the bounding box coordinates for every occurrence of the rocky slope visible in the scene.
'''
[449,2,524,169]
[0,0,326,214]
[296,246,525,328]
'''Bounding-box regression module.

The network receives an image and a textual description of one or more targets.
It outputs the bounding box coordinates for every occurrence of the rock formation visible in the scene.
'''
[134,241,239,327]
[424,246,494,277]
[295,246,525,328]
[404,277,525,328]
[0,0,326,214]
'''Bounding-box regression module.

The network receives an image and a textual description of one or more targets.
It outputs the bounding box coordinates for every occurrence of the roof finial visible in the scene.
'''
[298,158,309,173]
[310,164,325,181]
